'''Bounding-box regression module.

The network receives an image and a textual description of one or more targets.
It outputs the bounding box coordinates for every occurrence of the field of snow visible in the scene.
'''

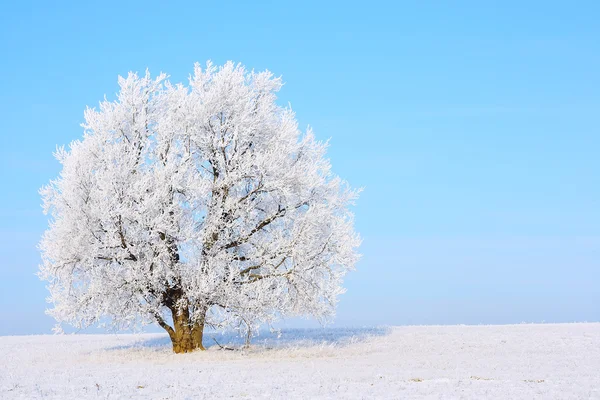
[1,323,599,399]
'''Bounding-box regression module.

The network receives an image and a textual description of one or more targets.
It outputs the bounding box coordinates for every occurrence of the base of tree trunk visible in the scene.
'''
[168,306,207,353]
[172,334,205,353]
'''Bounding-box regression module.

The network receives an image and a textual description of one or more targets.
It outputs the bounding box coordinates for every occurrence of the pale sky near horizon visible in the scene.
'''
[0,1,599,335]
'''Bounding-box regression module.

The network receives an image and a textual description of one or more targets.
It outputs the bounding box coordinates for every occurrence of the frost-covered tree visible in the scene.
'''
[39,61,360,353]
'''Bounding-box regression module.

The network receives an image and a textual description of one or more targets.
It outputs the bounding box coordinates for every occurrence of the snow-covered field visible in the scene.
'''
[1,323,599,399]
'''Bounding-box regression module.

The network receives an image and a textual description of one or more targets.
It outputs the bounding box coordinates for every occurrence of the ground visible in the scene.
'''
[1,323,599,399]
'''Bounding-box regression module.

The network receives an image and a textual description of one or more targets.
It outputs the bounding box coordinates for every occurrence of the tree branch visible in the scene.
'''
[154,312,175,338]
[224,206,286,250]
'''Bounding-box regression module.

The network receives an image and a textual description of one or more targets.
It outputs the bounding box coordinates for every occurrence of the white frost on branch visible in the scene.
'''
[39,61,361,339]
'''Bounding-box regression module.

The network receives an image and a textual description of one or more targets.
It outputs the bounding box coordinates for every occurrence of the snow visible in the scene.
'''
[1,323,599,399]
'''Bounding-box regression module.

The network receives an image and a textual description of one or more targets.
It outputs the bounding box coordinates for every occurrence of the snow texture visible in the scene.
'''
[1,323,599,399]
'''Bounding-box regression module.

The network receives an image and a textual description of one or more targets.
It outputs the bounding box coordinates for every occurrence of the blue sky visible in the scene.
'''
[0,1,599,335]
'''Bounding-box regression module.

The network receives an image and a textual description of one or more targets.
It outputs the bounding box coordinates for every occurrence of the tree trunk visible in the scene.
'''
[168,306,207,353]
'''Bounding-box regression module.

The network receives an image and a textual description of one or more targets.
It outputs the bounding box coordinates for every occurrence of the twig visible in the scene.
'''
[212,338,235,351]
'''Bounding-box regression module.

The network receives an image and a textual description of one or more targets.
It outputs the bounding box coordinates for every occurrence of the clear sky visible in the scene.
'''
[0,1,598,335]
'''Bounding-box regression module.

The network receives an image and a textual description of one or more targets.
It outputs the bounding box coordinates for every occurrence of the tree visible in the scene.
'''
[39,61,361,353]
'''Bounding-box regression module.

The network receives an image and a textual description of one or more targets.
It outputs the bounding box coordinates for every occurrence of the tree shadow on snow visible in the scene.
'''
[108,326,391,352]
